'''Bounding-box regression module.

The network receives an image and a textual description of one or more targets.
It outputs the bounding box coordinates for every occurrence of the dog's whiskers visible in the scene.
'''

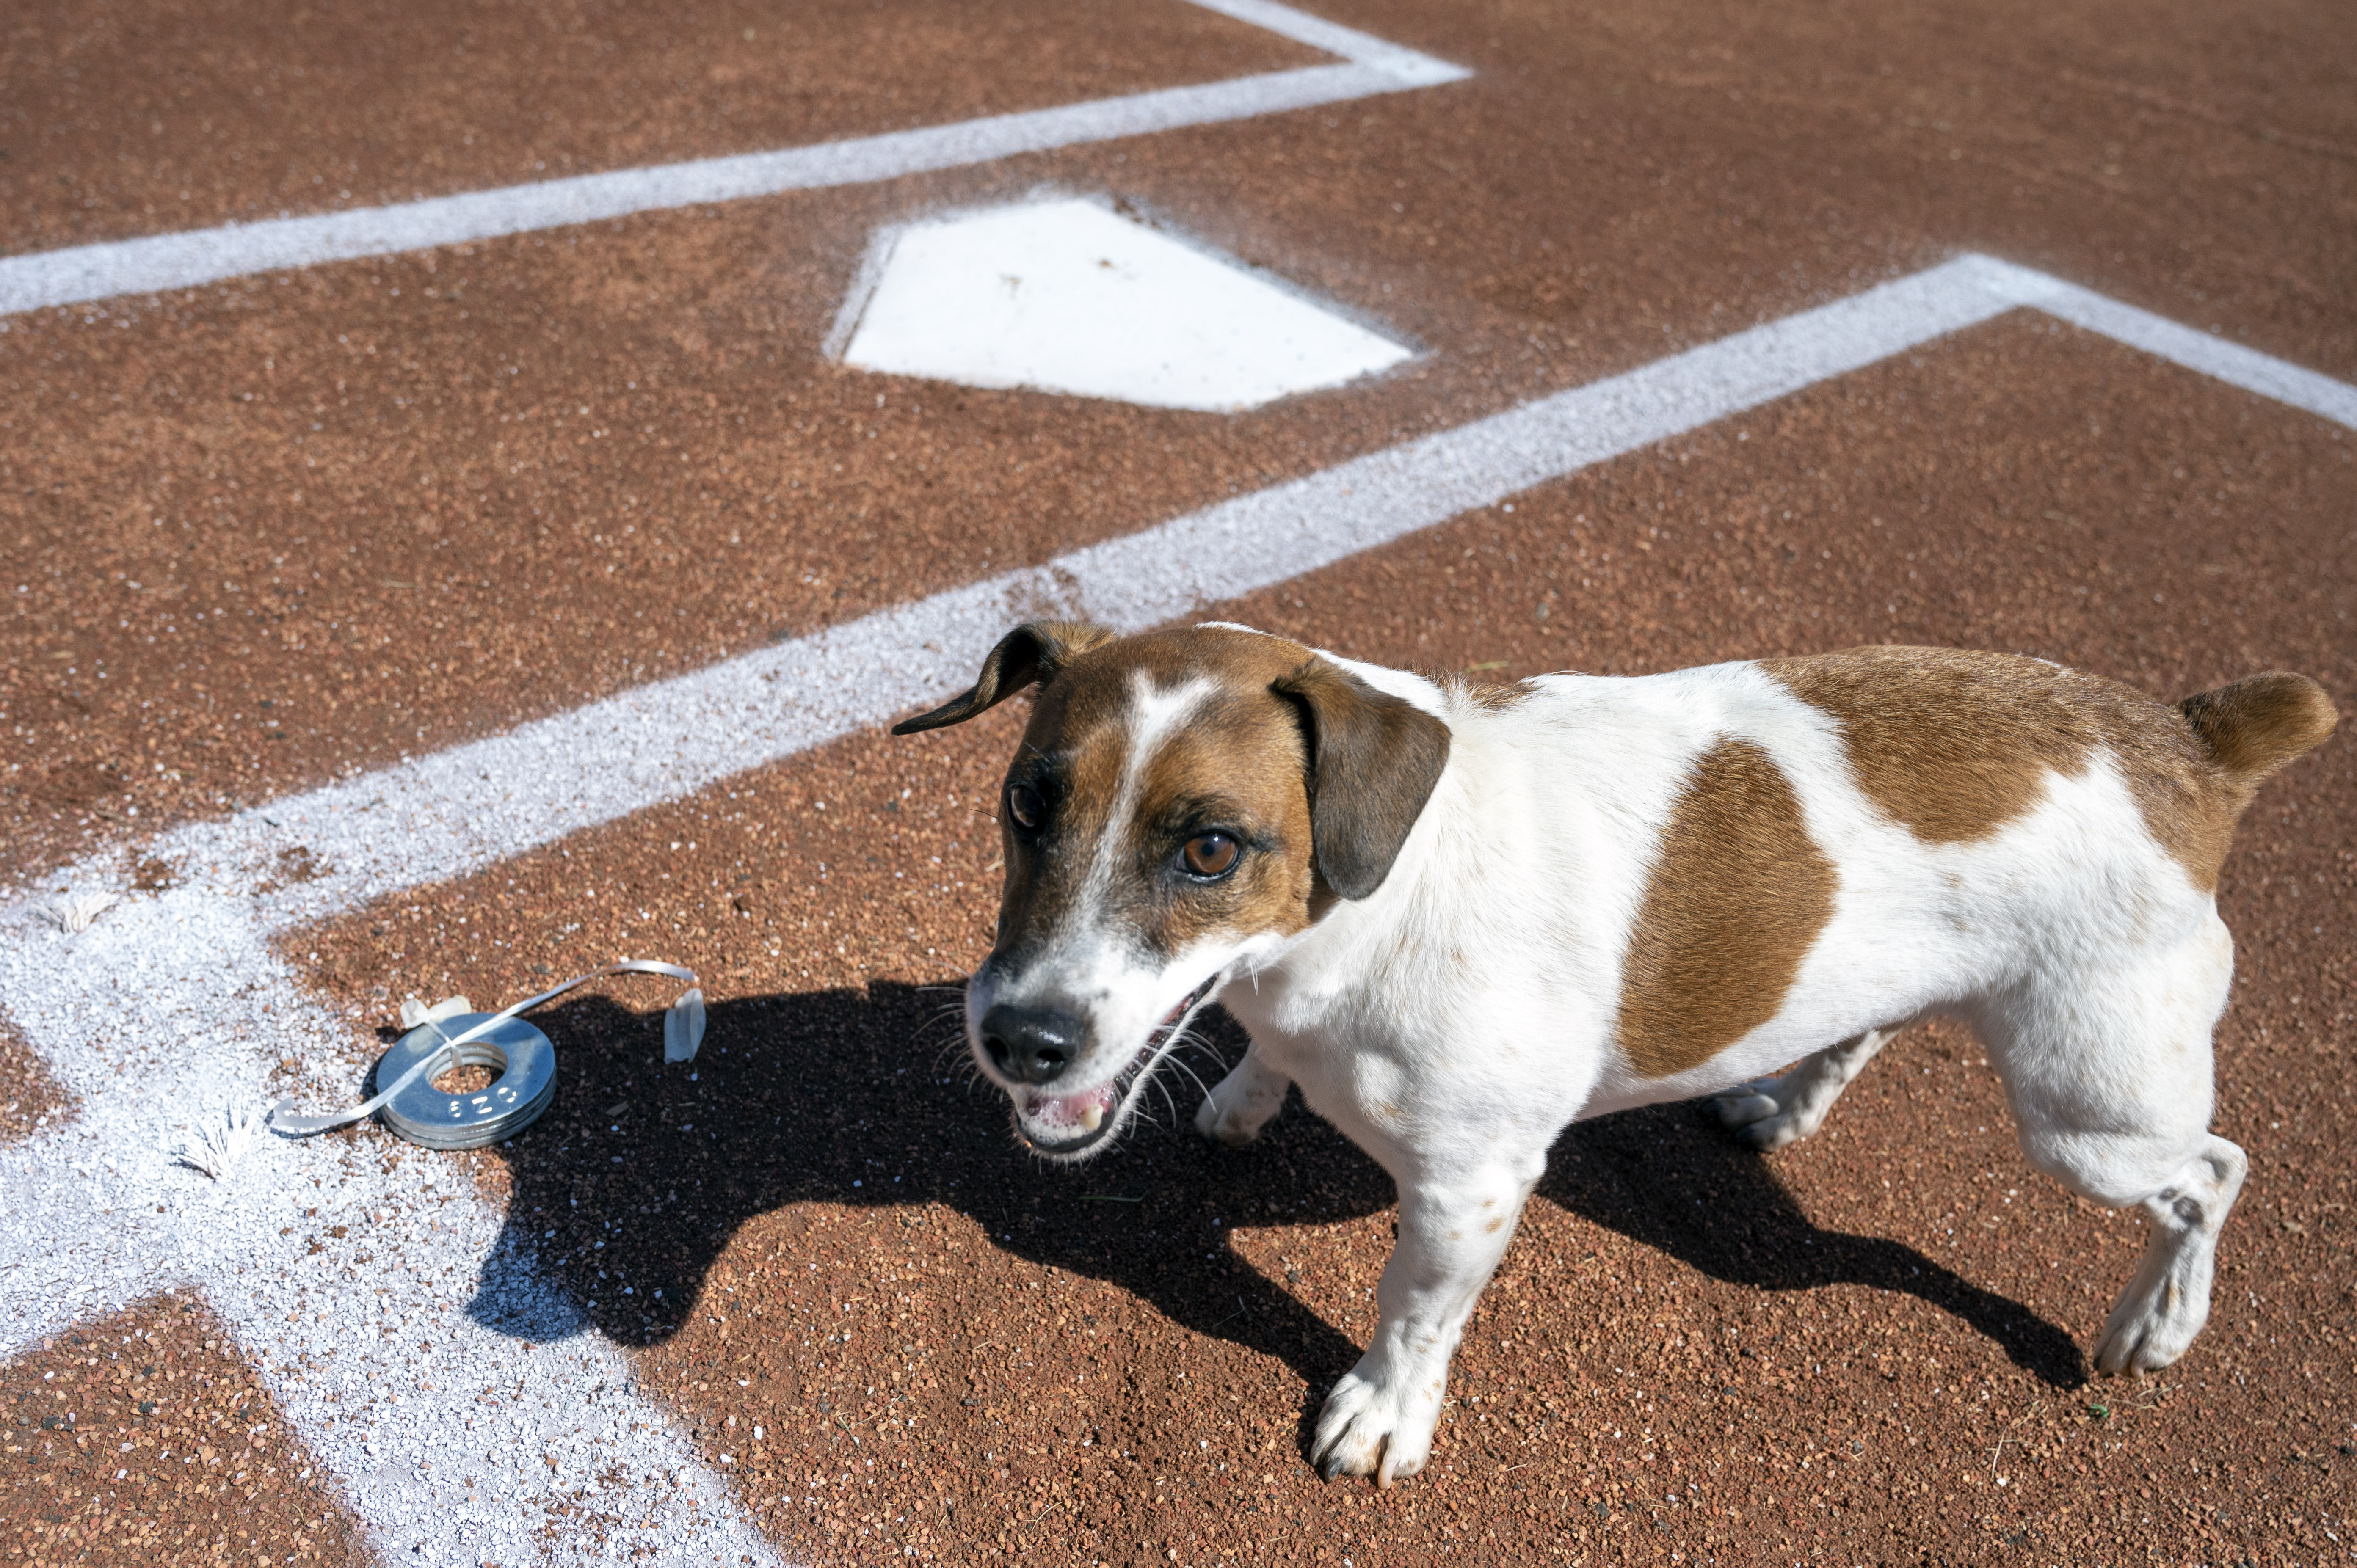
[1166,1025,1235,1073]
[1155,1050,1215,1106]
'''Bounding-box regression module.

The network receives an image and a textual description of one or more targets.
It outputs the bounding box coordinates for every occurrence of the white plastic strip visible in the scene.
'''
[0,1,1467,318]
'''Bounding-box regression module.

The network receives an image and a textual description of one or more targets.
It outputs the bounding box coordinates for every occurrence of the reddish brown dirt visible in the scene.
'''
[0,0,1314,251]
[282,316,2357,1564]
[1,1294,368,1565]
[9,0,2357,1561]
[0,1014,75,1145]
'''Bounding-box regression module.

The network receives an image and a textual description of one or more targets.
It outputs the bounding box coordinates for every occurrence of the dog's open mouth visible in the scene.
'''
[1010,976,1218,1157]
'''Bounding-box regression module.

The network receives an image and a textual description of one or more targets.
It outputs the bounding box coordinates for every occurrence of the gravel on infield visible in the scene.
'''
[2,1294,367,1566]
[7,0,2355,890]
[0,1015,75,1145]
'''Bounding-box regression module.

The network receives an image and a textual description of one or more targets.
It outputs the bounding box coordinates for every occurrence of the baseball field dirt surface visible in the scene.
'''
[3,0,2351,1563]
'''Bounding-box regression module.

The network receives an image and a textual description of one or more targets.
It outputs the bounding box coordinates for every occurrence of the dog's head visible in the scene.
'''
[894,622,1450,1159]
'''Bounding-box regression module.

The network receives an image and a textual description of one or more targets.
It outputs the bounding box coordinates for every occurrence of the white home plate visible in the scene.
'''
[836,198,1414,411]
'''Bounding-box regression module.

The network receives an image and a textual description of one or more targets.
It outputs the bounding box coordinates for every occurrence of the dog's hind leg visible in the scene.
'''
[1991,910,2242,1373]
[2089,1134,2248,1373]
[1712,1026,1896,1149]
[1195,1044,1292,1147]
[2011,1099,2246,1372]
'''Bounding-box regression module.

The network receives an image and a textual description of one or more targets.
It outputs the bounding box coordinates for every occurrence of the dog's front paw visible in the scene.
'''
[2092,1306,2193,1375]
[1193,1058,1289,1147]
[1192,1092,1267,1147]
[1311,1361,1442,1488]
[1711,1077,1813,1150]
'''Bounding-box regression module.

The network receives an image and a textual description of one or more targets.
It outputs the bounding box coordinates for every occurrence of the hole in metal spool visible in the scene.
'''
[374,1013,556,1150]
[431,1057,500,1096]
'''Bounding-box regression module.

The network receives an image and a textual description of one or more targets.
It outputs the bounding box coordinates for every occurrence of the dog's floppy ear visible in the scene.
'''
[891,621,1117,736]
[1273,658,1451,900]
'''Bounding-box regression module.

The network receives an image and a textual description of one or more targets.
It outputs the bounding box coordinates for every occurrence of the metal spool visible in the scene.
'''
[371,1011,557,1150]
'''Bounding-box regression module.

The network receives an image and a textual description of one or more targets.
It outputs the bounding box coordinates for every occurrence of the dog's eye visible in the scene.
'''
[1006,783,1046,832]
[1181,832,1239,879]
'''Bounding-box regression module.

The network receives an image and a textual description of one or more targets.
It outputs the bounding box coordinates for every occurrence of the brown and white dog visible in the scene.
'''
[893,622,2335,1486]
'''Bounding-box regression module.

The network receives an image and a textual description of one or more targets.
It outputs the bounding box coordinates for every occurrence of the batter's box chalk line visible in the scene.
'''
[0,0,1470,320]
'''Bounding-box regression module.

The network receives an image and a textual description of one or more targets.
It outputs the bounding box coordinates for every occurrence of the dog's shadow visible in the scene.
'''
[460,983,2085,1398]
[1538,1098,2088,1389]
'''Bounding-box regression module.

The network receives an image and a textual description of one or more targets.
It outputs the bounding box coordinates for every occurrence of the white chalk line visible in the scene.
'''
[0,0,1466,319]
[0,907,770,1565]
[3,253,2352,1565]
[1976,257,2357,430]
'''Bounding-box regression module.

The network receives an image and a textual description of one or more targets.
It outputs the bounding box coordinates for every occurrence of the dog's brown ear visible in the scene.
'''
[1273,659,1451,900]
[891,621,1118,736]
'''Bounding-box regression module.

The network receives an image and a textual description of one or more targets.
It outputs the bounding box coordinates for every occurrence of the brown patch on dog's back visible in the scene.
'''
[1761,648,2119,843]
[1615,738,1836,1078]
[1763,647,2332,892]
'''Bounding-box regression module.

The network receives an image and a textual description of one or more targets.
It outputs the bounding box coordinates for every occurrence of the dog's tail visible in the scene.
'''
[2178,672,2338,785]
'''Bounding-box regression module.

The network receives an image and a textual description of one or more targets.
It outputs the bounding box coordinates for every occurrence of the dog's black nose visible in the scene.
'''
[979,1003,1082,1086]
